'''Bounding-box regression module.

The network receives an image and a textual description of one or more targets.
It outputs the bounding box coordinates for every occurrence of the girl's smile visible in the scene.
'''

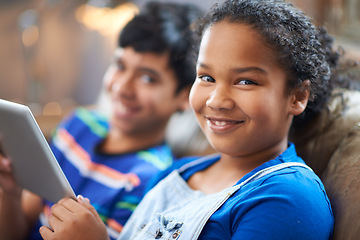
[205,116,245,133]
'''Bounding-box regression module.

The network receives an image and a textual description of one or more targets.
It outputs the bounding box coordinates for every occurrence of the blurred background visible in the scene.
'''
[0,0,359,138]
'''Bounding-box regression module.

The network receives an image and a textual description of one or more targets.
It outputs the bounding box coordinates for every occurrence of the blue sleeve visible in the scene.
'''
[199,170,334,240]
[49,110,77,160]
[231,174,333,239]
[49,110,77,141]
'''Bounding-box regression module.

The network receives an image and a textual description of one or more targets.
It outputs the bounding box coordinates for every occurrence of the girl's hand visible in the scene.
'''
[0,154,21,197]
[39,196,109,240]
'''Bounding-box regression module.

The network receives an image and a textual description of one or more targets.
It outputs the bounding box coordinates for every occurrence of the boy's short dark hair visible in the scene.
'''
[118,2,202,93]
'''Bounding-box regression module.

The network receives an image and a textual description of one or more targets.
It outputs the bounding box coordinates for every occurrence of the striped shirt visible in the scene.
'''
[28,108,174,240]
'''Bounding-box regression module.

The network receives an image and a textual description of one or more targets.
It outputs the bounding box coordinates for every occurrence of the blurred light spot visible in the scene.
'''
[43,102,62,116]
[75,2,138,36]
[18,9,38,30]
[22,25,39,47]
[87,0,108,8]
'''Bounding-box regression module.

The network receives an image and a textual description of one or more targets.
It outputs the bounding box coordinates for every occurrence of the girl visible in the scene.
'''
[40,0,334,239]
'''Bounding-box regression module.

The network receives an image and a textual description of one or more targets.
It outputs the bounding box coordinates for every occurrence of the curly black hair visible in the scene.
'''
[118,2,203,93]
[195,0,334,126]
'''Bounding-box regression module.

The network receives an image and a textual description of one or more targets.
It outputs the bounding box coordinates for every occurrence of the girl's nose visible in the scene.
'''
[206,86,235,110]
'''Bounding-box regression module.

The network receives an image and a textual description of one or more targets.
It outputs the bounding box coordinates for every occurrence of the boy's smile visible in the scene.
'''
[190,21,306,164]
[111,97,141,119]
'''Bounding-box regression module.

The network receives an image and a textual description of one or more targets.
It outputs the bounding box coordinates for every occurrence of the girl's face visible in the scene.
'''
[190,22,306,163]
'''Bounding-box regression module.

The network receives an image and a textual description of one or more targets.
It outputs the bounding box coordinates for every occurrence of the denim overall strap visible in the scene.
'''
[118,162,312,240]
[187,162,312,239]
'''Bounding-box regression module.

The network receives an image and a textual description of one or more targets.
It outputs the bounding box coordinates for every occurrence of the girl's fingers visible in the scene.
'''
[41,196,109,240]
[56,198,78,213]
[48,211,63,229]
[50,201,73,222]
[77,195,90,204]
[39,226,54,239]
[77,195,104,223]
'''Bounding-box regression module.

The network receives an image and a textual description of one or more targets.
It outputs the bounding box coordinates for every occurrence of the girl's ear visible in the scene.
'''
[289,80,310,116]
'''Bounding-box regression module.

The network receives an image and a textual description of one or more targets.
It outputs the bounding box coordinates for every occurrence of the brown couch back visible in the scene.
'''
[291,89,360,239]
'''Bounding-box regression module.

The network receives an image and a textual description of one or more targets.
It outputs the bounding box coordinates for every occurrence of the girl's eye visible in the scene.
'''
[199,75,215,83]
[140,74,156,84]
[237,79,257,85]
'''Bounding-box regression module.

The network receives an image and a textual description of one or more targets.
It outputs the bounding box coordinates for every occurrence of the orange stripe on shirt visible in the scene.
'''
[107,218,124,233]
[43,204,51,217]
[58,129,140,186]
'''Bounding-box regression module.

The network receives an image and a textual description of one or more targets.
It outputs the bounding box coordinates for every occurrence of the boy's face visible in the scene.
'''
[104,47,188,137]
[190,22,305,161]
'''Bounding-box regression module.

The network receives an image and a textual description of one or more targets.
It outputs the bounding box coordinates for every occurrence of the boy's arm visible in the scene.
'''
[40,196,109,240]
[0,156,43,240]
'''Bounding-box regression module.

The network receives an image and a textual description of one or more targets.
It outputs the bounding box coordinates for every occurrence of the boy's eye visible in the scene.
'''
[140,74,156,83]
[199,75,215,83]
[116,61,125,71]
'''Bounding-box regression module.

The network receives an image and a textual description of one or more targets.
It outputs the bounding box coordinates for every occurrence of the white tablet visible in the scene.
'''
[0,99,75,203]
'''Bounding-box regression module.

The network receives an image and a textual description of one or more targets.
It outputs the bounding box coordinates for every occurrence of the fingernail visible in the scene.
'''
[77,195,85,201]
[77,195,90,203]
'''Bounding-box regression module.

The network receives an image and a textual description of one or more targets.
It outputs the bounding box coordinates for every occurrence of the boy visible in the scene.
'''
[0,2,202,240]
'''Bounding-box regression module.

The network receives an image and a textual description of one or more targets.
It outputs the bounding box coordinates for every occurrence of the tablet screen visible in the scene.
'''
[0,99,75,203]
